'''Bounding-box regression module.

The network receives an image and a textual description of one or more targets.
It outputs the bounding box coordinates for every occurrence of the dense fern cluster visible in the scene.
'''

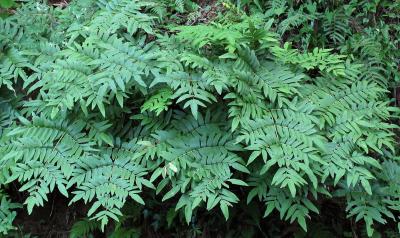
[0,0,399,237]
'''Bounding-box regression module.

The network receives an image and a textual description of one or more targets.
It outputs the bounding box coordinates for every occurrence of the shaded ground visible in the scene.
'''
[12,190,96,238]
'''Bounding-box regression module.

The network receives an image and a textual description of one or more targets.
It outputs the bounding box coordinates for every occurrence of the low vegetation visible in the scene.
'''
[0,0,399,237]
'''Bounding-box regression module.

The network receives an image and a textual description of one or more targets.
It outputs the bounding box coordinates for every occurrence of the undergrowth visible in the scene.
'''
[0,0,399,237]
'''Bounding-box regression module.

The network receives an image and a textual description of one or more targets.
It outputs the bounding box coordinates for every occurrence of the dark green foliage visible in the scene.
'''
[0,0,399,237]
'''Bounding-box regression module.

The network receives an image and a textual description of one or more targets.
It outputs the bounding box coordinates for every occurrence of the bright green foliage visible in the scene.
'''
[0,192,20,235]
[0,0,399,236]
[149,110,248,223]
[271,43,347,76]
[141,88,173,115]
[90,0,156,35]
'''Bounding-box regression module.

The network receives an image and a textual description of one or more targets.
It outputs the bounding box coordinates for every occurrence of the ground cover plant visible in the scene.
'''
[0,0,399,237]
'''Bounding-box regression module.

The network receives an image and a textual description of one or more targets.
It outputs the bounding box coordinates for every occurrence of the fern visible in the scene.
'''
[141,87,173,116]
[271,43,347,76]
[0,0,399,236]
[278,7,311,36]
[0,48,32,92]
[70,219,101,238]
[90,0,157,35]
[26,32,163,118]
[149,110,248,223]
[0,115,93,213]
[322,10,351,45]
[0,192,20,235]
[68,151,152,229]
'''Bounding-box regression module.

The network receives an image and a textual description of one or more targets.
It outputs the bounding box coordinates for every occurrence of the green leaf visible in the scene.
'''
[0,0,15,8]
[88,201,102,217]
[131,194,145,205]
[247,151,261,165]
[166,208,177,227]
[220,202,229,221]
[184,204,192,224]
[99,133,114,146]
[57,182,69,198]
[361,179,372,195]
[288,182,296,198]
[162,186,180,201]
[297,216,307,232]
[231,163,250,174]
[264,203,275,218]
[228,179,248,186]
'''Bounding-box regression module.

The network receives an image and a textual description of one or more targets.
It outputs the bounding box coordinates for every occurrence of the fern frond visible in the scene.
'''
[0,115,93,214]
[91,0,157,35]
[272,43,346,76]
[152,72,217,119]
[141,88,173,115]
[0,18,23,50]
[322,10,351,45]
[0,48,33,91]
[70,218,101,238]
[150,111,248,222]
[68,149,152,230]
[0,193,20,235]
